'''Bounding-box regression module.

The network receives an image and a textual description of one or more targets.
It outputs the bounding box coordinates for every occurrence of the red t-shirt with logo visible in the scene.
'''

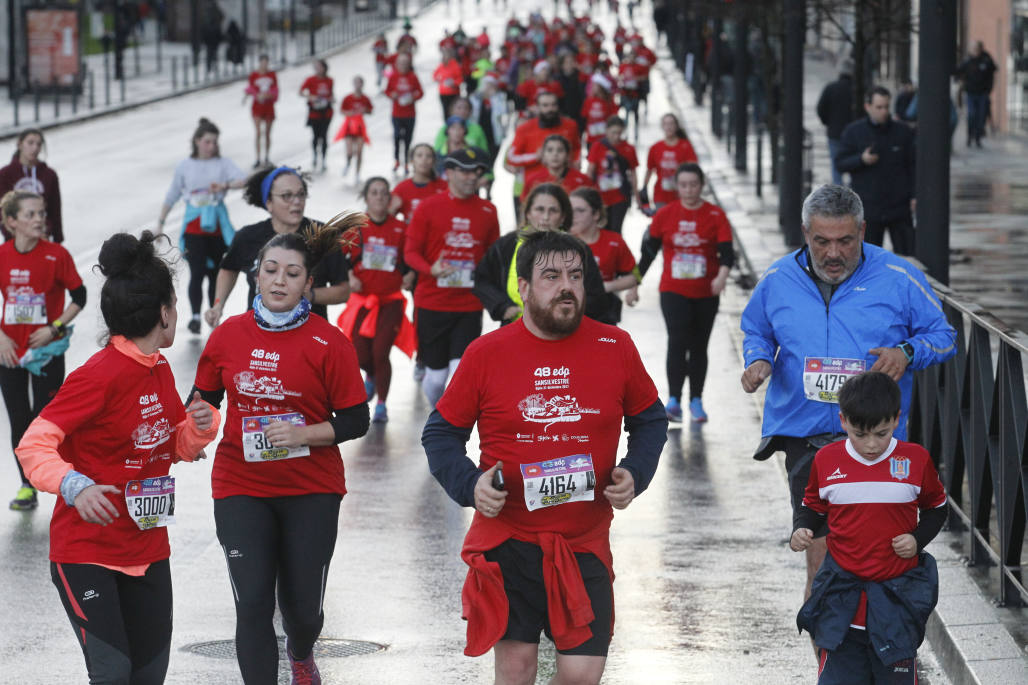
[404,192,500,312]
[248,70,278,119]
[580,96,618,144]
[341,93,373,115]
[349,215,406,295]
[386,70,424,118]
[42,346,186,566]
[508,117,582,179]
[649,201,732,298]
[392,177,448,223]
[301,75,334,120]
[436,318,657,539]
[617,62,647,98]
[520,167,595,203]
[587,140,639,207]
[647,138,699,206]
[584,230,636,282]
[0,240,82,357]
[194,312,366,499]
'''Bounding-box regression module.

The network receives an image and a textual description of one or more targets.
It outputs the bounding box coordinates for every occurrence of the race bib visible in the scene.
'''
[588,121,606,136]
[313,97,330,109]
[188,188,216,207]
[437,259,475,288]
[362,244,398,272]
[661,176,676,191]
[803,357,866,403]
[125,476,175,531]
[598,173,622,192]
[4,293,46,325]
[242,413,311,462]
[398,93,413,106]
[671,253,706,279]
[521,455,596,512]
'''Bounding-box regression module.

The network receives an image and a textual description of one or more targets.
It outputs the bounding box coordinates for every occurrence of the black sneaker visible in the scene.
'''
[188,318,201,334]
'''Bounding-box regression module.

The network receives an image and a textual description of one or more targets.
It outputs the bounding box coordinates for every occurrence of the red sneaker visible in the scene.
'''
[286,641,321,685]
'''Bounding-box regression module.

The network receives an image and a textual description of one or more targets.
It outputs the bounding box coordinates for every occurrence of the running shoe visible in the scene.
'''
[690,398,708,423]
[372,402,388,423]
[665,397,683,423]
[364,375,375,400]
[187,317,201,334]
[286,641,321,685]
[393,159,400,172]
[9,486,37,511]
[413,362,426,382]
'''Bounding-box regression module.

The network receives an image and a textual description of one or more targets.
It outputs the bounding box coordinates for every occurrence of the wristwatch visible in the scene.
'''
[898,341,914,362]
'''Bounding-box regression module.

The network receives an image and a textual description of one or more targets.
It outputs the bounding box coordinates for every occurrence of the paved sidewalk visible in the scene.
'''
[656,44,1028,685]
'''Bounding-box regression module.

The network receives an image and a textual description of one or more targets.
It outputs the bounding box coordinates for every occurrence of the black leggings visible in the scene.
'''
[310,118,331,159]
[660,291,719,400]
[51,559,173,685]
[392,116,415,164]
[606,201,629,234]
[352,299,404,402]
[0,355,64,485]
[214,493,342,685]
[183,233,226,317]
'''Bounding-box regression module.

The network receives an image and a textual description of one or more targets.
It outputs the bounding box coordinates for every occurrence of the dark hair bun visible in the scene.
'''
[198,117,213,127]
[97,231,158,279]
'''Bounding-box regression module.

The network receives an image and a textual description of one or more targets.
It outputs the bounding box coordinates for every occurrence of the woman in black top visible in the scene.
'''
[205,166,350,327]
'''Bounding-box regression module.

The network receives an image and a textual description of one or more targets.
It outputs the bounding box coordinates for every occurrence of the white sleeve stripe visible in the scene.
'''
[819,481,921,504]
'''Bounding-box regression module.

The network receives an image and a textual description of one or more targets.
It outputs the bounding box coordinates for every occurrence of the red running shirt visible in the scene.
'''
[648,201,732,299]
[41,346,187,566]
[433,60,463,96]
[301,75,334,119]
[392,177,448,223]
[587,140,639,207]
[349,215,407,295]
[341,93,373,115]
[508,117,582,179]
[248,70,278,119]
[646,138,699,206]
[386,71,424,118]
[584,230,637,282]
[194,312,366,499]
[580,96,618,144]
[803,439,947,583]
[0,240,82,356]
[404,192,500,312]
[520,167,595,203]
[436,318,658,539]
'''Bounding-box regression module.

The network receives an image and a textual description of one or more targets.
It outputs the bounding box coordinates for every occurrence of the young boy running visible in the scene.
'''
[791,371,947,684]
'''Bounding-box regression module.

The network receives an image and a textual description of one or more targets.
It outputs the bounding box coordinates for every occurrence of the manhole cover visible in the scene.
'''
[183,637,386,660]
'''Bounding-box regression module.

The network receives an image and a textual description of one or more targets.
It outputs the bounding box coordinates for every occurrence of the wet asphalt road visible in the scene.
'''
[0,2,953,683]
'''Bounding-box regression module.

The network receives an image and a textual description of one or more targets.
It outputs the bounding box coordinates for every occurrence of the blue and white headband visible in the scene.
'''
[261,166,301,208]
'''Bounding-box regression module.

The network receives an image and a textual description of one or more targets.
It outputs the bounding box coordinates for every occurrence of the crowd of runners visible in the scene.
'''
[1,2,958,684]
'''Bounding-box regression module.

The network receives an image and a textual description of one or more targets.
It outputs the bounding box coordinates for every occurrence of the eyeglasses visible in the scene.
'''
[272,191,308,203]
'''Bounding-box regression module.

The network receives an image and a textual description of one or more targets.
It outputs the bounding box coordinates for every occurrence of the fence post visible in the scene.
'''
[104,49,111,106]
[88,70,95,109]
[120,73,126,102]
[53,77,59,119]
[172,56,178,89]
[33,85,41,122]
[134,37,141,76]
[13,86,19,126]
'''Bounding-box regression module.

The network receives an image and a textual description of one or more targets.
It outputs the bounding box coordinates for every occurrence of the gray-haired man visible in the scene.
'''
[739,184,956,600]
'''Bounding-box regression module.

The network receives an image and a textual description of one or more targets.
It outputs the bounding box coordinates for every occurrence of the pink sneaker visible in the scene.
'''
[286,641,321,685]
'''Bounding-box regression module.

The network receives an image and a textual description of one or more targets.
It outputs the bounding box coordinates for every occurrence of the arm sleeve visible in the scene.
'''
[329,403,370,443]
[834,126,866,173]
[740,276,778,368]
[164,162,186,207]
[403,210,435,276]
[187,385,225,408]
[68,285,86,308]
[472,242,517,322]
[583,255,611,322]
[422,410,479,507]
[793,504,827,533]
[717,241,735,269]
[902,266,957,370]
[912,503,947,551]
[14,417,71,495]
[617,400,667,496]
[174,402,222,462]
[50,173,63,243]
[637,225,663,278]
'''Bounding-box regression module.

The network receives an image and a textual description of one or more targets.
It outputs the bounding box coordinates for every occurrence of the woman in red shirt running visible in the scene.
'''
[641,113,698,210]
[638,163,734,424]
[299,59,334,171]
[586,116,639,235]
[192,216,370,684]
[244,54,278,167]
[340,178,416,423]
[15,231,220,684]
[336,76,374,184]
[1,190,85,511]
[388,143,448,223]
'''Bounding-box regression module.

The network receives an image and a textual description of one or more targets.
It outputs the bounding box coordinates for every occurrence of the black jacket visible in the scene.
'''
[816,75,855,140]
[473,231,612,324]
[956,52,997,95]
[797,551,938,666]
[835,116,916,223]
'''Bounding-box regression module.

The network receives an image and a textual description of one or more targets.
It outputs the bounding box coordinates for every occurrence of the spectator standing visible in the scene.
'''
[816,63,855,185]
[0,129,63,243]
[956,40,997,147]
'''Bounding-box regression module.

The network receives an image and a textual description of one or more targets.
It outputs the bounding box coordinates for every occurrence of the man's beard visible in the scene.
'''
[538,112,561,128]
[525,288,584,336]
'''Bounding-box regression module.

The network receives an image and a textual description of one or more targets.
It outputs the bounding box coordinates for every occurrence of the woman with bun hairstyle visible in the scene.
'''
[0,190,86,511]
[641,113,697,210]
[388,143,447,223]
[0,128,63,243]
[14,231,220,684]
[157,118,247,335]
[205,166,351,328]
[192,215,370,684]
[339,177,416,424]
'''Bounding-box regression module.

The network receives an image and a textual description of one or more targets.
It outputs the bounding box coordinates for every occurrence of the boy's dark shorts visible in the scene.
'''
[818,628,917,685]
[483,538,613,656]
[414,308,482,370]
[783,434,845,539]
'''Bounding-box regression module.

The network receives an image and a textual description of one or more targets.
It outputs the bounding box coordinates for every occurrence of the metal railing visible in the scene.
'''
[908,276,1028,607]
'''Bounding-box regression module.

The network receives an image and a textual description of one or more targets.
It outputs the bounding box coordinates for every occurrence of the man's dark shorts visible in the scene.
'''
[483,538,613,656]
[782,434,846,538]
[415,308,482,370]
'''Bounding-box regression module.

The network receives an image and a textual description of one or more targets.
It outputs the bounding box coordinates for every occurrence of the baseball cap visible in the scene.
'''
[444,148,489,170]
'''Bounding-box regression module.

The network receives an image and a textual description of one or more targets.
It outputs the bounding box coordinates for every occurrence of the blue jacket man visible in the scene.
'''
[740,184,955,599]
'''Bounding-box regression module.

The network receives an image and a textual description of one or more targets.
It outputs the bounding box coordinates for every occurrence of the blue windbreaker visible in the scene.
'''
[741,243,956,440]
